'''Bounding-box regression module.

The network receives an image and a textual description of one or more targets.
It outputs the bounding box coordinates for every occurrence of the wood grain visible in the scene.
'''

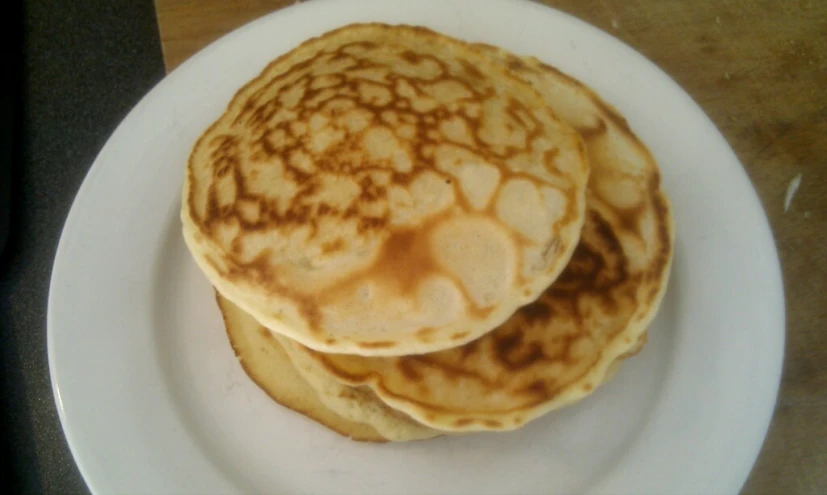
[154,1,827,493]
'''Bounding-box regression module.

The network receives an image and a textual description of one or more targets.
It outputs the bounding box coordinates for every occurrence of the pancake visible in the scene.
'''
[276,327,644,440]
[273,332,442,441]
[217,293,386,442]
[221,287,639,442]
[282,50,674,432]
[182,23,590,356]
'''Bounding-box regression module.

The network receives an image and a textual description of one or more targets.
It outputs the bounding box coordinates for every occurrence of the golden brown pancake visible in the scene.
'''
[274,331,442,441]
[182,23,590,356]
[220,288,642,442]
[217,293,386,442]
[281,49,674,432]
[219,293,441,441]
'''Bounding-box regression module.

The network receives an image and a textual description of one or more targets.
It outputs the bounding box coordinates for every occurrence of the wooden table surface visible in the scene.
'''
[154,1,826,493]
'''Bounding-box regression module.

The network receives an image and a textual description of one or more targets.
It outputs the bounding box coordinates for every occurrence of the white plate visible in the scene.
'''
[48,0,785,493]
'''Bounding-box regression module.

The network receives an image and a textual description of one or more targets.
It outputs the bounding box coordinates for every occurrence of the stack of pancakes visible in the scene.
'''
[181,24,674,442]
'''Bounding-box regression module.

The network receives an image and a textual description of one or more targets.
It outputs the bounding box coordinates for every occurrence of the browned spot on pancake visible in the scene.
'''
[614,204,646,238]
[454,418,474,427]
[400,50,419,64]
[368,228,438,295]
[458,338,481,360]
[325,338,338,346]
[312,354,376,384]
[520,379,549,399]
[508,57,527,71]
[542,146,561,171]
[484,419,501,428]
[582,383,593,392]
[577,118,608,142]
[397,359,422,381]
[416,327,435,341]
[450,331,470,341]
[316,203,333,216]
[321,238,345,254]
[223,251,331,333]
[358,175,385,201]
[549,211,628,303]
[357,216,387,235]
[459,59,484,79]
[297,299,322,332]
[357,340,396,350]
[492,330,547,370]
[645,285,661,305]
[521,300,551,324]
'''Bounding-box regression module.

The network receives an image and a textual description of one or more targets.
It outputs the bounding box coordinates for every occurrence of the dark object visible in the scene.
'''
[0,11,14,257]
[0,0,164,493]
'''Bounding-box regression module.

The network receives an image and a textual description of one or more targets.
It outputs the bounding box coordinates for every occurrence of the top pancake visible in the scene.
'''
[281,48,674,431]
[182,24,590,356]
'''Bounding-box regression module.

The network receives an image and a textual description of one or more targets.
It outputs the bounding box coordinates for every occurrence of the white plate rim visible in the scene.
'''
[47,0,785,493]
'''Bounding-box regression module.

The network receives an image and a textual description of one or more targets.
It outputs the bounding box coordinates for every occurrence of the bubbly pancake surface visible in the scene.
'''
[182,24,590,356]
[284,50,674,432]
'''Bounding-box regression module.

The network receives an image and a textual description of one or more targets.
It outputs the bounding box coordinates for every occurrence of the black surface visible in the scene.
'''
[1,0,164,492]
[0,2,19,259]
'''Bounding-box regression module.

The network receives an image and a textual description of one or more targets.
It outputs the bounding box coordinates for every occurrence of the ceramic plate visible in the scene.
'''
[48,0,784,493]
